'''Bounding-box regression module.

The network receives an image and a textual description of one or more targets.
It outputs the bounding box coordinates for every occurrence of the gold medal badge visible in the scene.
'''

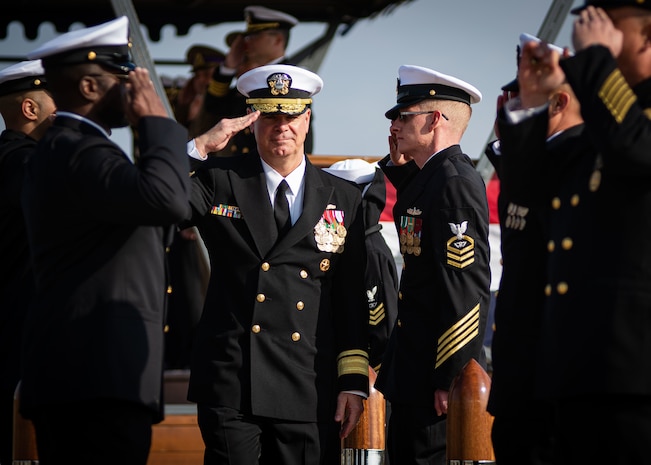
[399,215,423,256]
[315,210,346,253]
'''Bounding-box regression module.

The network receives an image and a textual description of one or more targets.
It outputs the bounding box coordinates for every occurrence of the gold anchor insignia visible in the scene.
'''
[267,73,291,96]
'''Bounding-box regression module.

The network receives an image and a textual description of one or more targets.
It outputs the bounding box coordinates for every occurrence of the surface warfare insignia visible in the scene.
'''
[399,215,422,256]
[314,209,346,253]
[446,221,475,269]
[268,73,291,96]
[211,204,242,219]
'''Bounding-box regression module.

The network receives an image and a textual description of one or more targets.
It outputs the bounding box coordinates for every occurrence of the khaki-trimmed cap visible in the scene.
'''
[225,5,298,47]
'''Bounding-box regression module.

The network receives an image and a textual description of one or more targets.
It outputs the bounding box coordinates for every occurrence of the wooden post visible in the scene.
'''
[341,366,385,465]
[446,358,495,465]
[13,382,38,465]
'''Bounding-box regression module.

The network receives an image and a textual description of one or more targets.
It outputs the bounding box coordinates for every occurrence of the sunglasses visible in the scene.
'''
[394,111,449,122]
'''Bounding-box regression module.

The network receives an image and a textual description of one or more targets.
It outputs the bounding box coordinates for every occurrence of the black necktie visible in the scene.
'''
[274,180,291,238]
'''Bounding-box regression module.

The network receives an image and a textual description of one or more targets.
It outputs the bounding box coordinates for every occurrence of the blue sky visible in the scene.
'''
[0,0,582,160]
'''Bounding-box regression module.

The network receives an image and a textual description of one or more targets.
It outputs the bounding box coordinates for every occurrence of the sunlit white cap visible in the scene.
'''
[323,159,377,185]
[237,64,323,115]
[27,16,135,73]
[519,33,567,56]
[0,60,46,96]
[385,65,482,120]
[502,33,571,92]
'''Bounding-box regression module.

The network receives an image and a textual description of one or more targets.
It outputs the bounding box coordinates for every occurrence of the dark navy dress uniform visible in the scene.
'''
[376,145,490,464]
[20,114,190,419]
[187,153,369,464]
[188,153,369,413]
[0,130,37,465]
[486,122,585,465]
[500,39,651,464]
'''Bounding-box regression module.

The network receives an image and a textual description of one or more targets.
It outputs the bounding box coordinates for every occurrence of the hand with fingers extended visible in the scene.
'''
[518,41,567,109]
[388,133,412,166]
[573,6,623,57]
[123,67,168,126]
[193,111,260,157]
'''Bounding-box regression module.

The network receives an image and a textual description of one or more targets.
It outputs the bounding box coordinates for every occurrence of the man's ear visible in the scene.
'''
[78,75,101,101]
[21,98,38,121]
[549,91,570,115]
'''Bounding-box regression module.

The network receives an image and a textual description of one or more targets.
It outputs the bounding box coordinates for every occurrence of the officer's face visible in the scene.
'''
[252,109,310,163]
[389,104,433,157]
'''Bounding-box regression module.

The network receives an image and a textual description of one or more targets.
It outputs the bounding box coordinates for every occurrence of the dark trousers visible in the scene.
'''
[386,403,446,465]
[197,404,331,465]
[554,394,651,465]
[30,398,153,465]
[491,401,555,465]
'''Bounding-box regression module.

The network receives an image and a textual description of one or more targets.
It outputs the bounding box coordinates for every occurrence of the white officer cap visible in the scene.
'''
[27,16,135,73]
[226,5,299,46]
[0,60,47,97]
[385,65,482,120]
[323,159,377,185]
[237,64,323,115]
[502,33,571,92]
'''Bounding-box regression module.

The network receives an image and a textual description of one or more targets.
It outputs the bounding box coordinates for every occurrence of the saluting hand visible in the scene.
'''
[123,67,168,126]
[573,6,623,57]
[388,134,412,166]
[517,41,567,109]
[193,111,260,158]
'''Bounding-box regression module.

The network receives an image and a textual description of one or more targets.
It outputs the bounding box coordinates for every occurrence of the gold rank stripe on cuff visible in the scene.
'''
[369,303,386,326]
[435,304,480,369]
[208,79,230,97]
[599,69,637,124]
[337,349,369,377]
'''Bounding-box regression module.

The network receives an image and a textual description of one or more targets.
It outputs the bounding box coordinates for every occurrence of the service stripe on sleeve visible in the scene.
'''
[435,304,480,369]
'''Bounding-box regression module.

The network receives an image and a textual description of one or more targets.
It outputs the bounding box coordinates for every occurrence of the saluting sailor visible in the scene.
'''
[186,64,369,465]
[375,65,491,465]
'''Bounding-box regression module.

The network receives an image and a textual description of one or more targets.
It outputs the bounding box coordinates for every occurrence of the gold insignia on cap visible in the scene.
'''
[33,79,41,86]
[268,72,291,96]
[246,98,312,115]
[429,89,436,96]
[88,51,97,61]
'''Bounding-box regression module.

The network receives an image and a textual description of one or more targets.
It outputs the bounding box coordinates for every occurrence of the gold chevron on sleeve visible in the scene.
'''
[435,303,480,369]
[446,236,475,269]
[369,303,386,326]
[599,69,637,124]
[337,349,369,377]
[208,79,230,97]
